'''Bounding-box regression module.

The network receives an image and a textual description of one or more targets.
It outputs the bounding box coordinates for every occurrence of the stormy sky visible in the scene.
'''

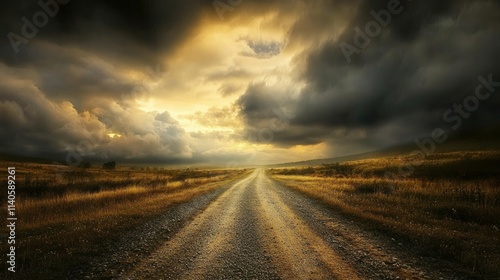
[1,0,499,165]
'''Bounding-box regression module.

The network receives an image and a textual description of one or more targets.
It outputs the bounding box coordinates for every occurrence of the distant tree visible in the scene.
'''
[103,161,116,170]
[80,162,91,169]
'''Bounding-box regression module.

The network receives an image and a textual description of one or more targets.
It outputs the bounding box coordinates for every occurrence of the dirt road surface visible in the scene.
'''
[86,169,464,279]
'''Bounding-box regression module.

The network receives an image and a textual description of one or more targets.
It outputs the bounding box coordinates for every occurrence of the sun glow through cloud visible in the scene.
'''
[107,133,122,139]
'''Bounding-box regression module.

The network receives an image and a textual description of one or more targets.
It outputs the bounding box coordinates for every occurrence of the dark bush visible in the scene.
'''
[354,182,395,195]
[80,162,91,169]
[103,161,116,170]
[321,163,355,177]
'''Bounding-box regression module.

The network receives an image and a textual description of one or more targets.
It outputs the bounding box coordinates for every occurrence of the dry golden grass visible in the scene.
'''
[0,162,249,278]
[269,150,500,278]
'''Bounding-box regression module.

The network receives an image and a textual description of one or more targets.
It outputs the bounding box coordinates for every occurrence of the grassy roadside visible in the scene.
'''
[269,151,500,279]
[0,162,250,279]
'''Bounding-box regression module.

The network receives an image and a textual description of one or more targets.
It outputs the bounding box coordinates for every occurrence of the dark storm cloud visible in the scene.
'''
[0,84,192,164]
[0,40,147,111]
[295,0,500,127]
[37,51,141,108]
[0,62,191,163]
[0,77,107,159]
[237,0,500,154]
[237,83,296,128]
[0,0,267,164]
[284,0,359,51]
[351,0,456,42]
[236,83,327,147]
[0,0,220,113]
[0,0,306,65]
[242,40,282,59]
[1,0,215,66]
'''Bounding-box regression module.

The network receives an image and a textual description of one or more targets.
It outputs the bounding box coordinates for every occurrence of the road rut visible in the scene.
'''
[120,169,463,280]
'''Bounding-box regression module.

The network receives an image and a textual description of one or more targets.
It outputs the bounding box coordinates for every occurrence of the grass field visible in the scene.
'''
[269,150,500,278]
[0,162,248,277]
[1,150,499,278]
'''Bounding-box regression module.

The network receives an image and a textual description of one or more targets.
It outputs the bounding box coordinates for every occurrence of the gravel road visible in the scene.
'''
[89,169,465,279]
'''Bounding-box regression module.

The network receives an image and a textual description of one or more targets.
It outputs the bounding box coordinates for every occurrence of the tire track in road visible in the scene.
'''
[255,170,362,280]
[266,172,466,280]
[122,170,280,280]
[120,168,463,280]
[182,171,280,280]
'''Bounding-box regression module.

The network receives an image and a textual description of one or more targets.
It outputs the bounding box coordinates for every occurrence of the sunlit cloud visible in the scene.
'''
[107,133,122,139]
